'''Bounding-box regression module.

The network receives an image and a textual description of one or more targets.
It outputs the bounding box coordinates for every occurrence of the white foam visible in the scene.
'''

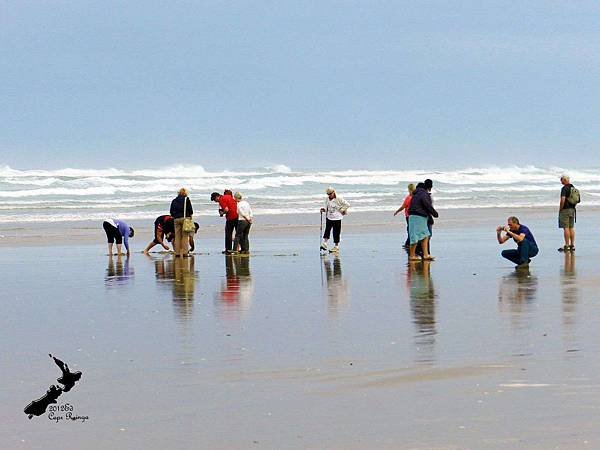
[2,164,600,222]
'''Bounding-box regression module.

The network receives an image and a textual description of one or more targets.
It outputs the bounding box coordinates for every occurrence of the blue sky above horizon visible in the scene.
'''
[2,1,600,170]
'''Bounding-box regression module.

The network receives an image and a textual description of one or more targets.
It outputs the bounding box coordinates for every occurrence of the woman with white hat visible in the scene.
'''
[320,187,350,253]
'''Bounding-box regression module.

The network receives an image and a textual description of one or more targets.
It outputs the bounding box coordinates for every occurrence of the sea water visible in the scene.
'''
[1,164,599,222]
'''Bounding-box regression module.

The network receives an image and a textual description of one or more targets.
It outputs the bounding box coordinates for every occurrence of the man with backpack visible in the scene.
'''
[558,174,580,252]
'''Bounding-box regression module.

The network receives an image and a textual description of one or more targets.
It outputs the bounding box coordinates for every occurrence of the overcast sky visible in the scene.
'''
[2,1,600,170]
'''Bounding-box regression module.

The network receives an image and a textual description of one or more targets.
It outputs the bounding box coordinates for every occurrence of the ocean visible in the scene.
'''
[1,164,598,223]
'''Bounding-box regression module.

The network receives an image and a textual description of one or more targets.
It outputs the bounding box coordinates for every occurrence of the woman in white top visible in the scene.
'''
[320,187,350,253]
[232,192,253,254]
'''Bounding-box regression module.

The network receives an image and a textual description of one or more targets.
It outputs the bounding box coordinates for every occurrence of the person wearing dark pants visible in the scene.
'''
[320,187,350,253]
[323,218,341,246]
[232,192,253,254]
[394,183,415,248]
[211,191,239,253]
[102,219,134,256]
[234,220,251,253]
[497,216,539,268]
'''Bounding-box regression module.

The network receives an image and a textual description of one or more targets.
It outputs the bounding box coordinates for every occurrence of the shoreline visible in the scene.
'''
[1,205,596,248]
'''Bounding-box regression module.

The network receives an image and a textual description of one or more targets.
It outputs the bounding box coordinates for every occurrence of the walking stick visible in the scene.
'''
[320,210,324,251]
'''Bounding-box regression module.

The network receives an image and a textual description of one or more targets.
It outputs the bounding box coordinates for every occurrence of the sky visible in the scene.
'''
[1,0,600,170]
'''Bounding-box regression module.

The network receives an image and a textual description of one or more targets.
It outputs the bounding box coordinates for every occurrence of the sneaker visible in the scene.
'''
[568,245,575,252]
[558,246,568,252]
[515,261,530,269]
[320,243,328,251]
[329,246,339,253]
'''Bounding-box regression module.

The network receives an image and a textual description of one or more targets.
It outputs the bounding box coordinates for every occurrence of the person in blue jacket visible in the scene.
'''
[102,219,134,255]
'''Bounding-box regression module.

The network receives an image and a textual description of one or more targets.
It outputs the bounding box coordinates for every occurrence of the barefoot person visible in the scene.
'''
[558,174,578,252]
[187,222,200,254]
[143,214,175,254]
[394,183,415,249]
[102,219,134,256]
[497,216,539,269]
[170,188,194,258]
[320,187,350,254]
[407,182,437,261]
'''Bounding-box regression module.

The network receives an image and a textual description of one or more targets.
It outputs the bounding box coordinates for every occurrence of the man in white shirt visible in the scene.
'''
[320,187,350,253]
[231,192,253,254]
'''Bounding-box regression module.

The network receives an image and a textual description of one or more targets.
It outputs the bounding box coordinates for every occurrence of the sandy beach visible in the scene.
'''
[1,206,600,449]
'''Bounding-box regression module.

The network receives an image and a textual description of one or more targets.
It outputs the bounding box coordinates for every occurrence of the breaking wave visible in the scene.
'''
[0,164,598,223]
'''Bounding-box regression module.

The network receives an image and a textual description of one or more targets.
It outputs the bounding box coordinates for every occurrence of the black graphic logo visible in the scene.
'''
[24,354,83,420]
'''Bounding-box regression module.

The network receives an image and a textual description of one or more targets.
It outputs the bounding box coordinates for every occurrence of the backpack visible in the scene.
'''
[567,185,581,205]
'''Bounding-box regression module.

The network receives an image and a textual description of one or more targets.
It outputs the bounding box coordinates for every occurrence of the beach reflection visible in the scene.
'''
[407,260,436,364]
[498,268,539,329]
[215,255,253,320]
[561,252,579,343]
[148,255,197,321]
[322,255,348,316]
[105,254,134,288]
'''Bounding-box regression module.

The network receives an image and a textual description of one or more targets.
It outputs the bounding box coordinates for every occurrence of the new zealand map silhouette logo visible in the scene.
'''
[24,354,82,419]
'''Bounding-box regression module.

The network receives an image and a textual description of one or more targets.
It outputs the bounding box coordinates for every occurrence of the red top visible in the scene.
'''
[402,195,412,218]
[219,195,239,220]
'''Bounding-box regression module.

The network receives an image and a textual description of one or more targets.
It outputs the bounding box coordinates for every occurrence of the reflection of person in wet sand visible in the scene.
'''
[322,255,348,314]
[49,353,82,392]
[217,255,253,318]
[171,256,196,320]
[106,253,133,286]
[498,269,539,328]
[408,260,436,333]
[561,252,579,332]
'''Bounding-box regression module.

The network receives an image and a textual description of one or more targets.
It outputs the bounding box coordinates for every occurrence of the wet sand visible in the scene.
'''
[2,207,600,449]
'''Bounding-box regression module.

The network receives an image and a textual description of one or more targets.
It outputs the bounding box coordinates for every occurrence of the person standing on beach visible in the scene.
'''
[170,188,194,258]
[497,216,539,268]
[102,219,134,256]
[394,183,416,248]
[143,215,175,254]
[558,175,578,252]
[408,181,437,261]
[232,192,253,254]
[211,191,239,254]
[320,187,350,253]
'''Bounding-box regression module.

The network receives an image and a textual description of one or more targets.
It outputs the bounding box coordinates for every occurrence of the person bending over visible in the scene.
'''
[187,222,200,254]
[102,219,134,256]
[143,215,175,254]
[497,216,539,269]
[210,191,239,253]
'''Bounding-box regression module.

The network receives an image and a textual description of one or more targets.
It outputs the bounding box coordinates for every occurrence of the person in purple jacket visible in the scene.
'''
[102,219,134,255]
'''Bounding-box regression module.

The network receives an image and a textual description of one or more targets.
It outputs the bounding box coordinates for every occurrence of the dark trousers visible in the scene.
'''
[502,239,539,265]
[225,219,238,251]
[233,220,251,252]
[323,219,342,244]
[103,221,122,244]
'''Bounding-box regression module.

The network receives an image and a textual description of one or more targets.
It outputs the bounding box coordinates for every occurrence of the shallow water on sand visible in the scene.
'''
[2,215,600,449]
